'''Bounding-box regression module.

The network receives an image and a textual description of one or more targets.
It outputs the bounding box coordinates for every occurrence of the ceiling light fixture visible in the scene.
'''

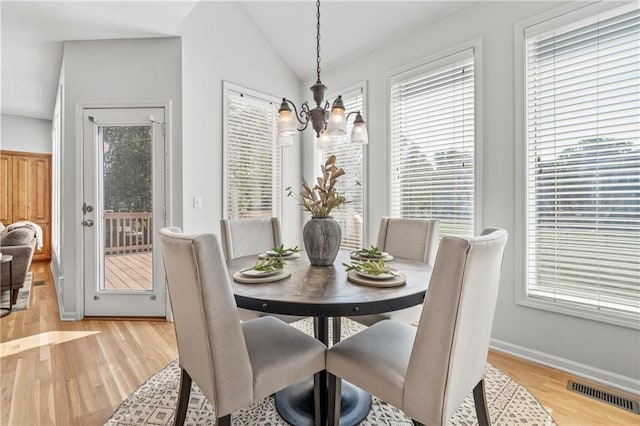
[277,0,368,147]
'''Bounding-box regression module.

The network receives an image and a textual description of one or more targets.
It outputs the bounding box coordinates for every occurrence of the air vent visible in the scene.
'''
[567,380,639,414]
[33,280,46,286]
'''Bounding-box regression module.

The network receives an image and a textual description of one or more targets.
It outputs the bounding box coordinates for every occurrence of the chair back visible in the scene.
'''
[220,217,282,260]
[158,227,253,413]
[404,228,508,424]
[376,217,439,264]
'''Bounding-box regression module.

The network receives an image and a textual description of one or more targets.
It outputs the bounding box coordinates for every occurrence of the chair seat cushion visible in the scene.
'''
[242,316,326,400]
[327,320,416,409]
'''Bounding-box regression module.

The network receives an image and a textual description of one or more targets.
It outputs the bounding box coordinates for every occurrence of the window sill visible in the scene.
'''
[516,296,640,330]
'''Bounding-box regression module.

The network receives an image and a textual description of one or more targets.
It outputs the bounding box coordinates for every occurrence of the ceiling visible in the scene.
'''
[1,1,473,121]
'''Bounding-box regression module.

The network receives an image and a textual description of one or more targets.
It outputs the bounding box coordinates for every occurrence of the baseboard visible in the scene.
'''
[490,338,640,397]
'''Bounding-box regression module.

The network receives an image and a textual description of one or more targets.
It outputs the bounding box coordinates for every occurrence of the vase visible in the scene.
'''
[303,216,342,266]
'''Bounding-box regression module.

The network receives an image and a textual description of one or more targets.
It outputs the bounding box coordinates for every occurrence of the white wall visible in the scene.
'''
[1,113,52,153]
[313,1,640,392]
[179,2,303,244]
[58,37,182,319]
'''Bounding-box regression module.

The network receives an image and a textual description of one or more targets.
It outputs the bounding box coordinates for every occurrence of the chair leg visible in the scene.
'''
[216,414,231,426]
[11,289,19,305]
[473,379,491,426]
[412,421,425,426]
[174,368,192,426]
[328,373,342,426]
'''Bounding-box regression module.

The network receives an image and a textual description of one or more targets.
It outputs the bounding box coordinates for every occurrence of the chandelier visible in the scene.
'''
[277,0,368,148]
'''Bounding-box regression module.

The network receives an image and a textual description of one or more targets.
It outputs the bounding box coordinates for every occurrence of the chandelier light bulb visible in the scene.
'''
[350,112,368,145]
[277,109,297,137]
[317,129,332,150]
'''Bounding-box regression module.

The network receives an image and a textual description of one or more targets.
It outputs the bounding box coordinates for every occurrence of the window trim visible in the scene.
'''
[222,81,283,220]
[315,81,370,247]
[514,2,640,329]
[385,38,483,236]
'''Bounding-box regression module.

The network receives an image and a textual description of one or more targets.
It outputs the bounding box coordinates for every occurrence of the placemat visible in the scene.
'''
[233,268,291,284]
[347,270,406,288]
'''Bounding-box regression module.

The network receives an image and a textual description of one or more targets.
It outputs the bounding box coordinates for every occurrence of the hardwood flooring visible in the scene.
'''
[0,261,637,425]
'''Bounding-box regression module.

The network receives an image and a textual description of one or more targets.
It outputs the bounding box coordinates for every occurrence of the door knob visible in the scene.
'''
[82,219,94,227]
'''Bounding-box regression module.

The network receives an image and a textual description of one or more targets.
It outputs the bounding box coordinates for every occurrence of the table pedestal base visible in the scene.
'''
[275,376,371,426]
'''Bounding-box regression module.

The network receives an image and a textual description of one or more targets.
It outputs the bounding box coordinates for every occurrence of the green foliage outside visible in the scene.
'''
[103,126,152,213]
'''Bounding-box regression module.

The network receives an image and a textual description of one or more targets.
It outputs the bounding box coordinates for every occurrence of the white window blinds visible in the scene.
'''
[525,7,640,316]
[390,50,475,237]
[320,87,365,250]
[224,85,281,219]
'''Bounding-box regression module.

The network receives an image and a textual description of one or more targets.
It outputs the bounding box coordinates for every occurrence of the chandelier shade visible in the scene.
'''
[277,0,368,147]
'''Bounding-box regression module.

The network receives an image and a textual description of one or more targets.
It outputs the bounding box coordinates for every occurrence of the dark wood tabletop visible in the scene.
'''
[227,250,432,318]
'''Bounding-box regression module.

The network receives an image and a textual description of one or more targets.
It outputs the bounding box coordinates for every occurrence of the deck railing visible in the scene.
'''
[104,212,152,255]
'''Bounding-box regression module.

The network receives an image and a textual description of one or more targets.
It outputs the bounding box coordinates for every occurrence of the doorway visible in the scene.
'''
[82,107,167,316]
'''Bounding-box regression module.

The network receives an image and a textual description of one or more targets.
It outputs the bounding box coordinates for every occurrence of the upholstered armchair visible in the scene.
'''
[327,228,508,426]
[0,226,37,304]
[158,227,327,426]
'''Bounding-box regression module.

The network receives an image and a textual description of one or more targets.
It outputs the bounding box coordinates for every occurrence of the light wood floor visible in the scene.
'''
[0,262,637,425]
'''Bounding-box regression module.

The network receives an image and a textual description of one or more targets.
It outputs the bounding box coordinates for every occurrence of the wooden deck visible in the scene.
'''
[104,252,152,291]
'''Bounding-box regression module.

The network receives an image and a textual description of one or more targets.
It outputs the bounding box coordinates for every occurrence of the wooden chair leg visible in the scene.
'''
[473,379,491,426]
[314,372,322,426]
[216,414,231,426]
[328,373,342,426]
[174,368,192,426]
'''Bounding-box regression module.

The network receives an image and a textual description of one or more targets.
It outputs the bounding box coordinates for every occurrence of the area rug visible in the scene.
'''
[0,272,32,312]
[106,318,556,426]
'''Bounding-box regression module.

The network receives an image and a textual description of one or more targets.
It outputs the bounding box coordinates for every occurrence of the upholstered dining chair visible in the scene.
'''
[350,217,439,327]
[327,228,508,426]
[158,227,327,426]
[220,217,303,323]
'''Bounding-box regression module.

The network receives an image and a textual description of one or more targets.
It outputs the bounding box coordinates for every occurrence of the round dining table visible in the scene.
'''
[227,249,432,426]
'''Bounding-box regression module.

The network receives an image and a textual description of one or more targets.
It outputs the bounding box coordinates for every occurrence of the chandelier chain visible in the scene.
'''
[316,0,321,82]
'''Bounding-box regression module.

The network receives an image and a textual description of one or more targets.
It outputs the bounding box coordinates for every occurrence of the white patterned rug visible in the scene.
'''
[106,318,556,426]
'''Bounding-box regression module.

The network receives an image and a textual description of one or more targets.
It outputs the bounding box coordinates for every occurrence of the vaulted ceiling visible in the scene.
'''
[1,1,473,120]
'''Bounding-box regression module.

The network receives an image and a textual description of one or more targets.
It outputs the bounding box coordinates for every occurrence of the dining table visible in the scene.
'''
[227,249,432,426]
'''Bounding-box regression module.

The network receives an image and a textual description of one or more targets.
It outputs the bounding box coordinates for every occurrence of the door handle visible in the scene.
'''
[82,219,94,227]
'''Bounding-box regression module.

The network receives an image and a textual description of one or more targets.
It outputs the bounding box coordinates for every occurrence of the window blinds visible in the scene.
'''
[225,89,281,220]
[525,7,640,315]
[320,87,365,250]
[390,50,475,238]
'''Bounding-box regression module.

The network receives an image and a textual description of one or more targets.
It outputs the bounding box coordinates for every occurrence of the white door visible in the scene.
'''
[82,107,167,316]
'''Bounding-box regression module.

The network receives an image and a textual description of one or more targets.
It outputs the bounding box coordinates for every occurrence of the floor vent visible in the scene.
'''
[567,380,639,414]
[33,280,46,286]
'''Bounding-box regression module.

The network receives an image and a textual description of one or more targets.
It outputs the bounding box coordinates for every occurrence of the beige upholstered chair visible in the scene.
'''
[220,217,303,323]
[158,227,326,426]
[327,228,508,426]
[351,217,439,326]
[220,217,282,261]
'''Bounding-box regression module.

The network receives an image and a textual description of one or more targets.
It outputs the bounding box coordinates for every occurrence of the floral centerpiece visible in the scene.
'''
[286,155,347,217]
[288,155,347,265]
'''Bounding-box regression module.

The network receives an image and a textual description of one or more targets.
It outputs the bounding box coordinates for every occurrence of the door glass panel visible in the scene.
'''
[101,126,153,292]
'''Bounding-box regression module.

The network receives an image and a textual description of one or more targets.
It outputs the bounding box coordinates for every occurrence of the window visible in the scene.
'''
[319,85,366,250]
[390,49,476,238]
[223,83,282,219]
[522,5,639,323]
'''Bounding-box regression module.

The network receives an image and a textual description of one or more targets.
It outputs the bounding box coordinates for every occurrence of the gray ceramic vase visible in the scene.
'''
[303,216,342,266]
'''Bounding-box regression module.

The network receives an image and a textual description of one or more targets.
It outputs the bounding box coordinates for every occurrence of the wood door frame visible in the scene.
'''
[73,100,173,320]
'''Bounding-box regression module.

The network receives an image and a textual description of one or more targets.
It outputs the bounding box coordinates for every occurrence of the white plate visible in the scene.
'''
[355,268,397,280]
[352,251,388,259]
[241,268,282,277]
[265,250,297,257]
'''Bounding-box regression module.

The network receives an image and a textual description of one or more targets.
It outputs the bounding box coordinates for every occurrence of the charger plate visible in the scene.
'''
[233,268,291,284]
[350,253,394,262]
[258,252,301,260]
[347,270,406,288]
